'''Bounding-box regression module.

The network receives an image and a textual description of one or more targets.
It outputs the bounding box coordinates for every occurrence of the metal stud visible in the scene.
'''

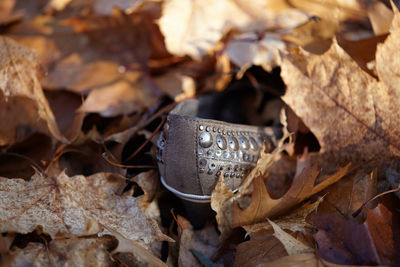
[231,151,237,159]
[157,138,165,149]
[199,125,204,131]
[199,168,205,173]
[223,151,230,159]
[239,136,249,150]
[228,136,239,151]
[249,137,258,151]
[216,134,227,150]
[206,126,211,132]
[199,132,213,148]
[207,149,214,156]
[198,148,204,155]
[209,163,216,169]
[218,128,221,133]
[224,172,229,177]
[215,150,222,157]
[213,127,216,132]
[222,130,226,135]
[230,173,235,177]
[227,131,231,136]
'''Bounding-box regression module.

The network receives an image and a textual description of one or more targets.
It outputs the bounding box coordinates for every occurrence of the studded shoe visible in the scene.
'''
[156,99,280,203]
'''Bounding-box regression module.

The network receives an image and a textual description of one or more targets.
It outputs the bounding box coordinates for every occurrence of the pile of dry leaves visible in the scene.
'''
[1,0,399,266]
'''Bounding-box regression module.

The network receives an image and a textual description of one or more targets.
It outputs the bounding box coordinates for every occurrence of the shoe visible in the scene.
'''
[156,99,280,203]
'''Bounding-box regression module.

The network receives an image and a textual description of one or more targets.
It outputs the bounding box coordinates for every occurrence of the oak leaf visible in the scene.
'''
[281,9,400,171]
[232,163,350,228]
[0,172,172,246]
[0,36,65,145]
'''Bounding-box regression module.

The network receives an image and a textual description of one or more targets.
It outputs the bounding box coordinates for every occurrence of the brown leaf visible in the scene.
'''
[313,201,400,266]
[243,198,322,235]
[232,163,351,227]
[2,236,114,266]
[258,253,384,267]
[319,170,377,220]
[103,229,168,267]
[281,10,400,171]
[234,230,287,267]
[0,36,65,145]
[0,172,172,246]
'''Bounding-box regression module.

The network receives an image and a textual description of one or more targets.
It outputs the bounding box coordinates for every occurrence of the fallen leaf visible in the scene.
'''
[313,201,400,266]
[319,170,377,220]
[367,1,393,36]
[101,229,168,267]
[232,163,351,227]
[234,230,287,267]
[0,0,20,25]
[93,0,146,15]
[158,0,307,59]
[226,33,286,72]
[177,216,220,267]
[1,236,114,266]
[0,36,65,145]
[0,171,172,246]
[0,233,15,254]
[268,219,313,255]
[243,198,322,235]
[281,9,400,171]
[258,253,384,267]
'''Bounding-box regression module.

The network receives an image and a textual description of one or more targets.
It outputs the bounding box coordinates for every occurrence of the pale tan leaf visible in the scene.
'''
[158,0,307,59]
[0,172,172,246]
[268,219,313,255]
[226,33,286,72]
[367,1,393,35]
[0,36,65,145]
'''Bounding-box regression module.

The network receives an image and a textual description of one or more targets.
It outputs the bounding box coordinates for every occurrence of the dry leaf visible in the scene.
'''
[268,219,313,255]
[101,229,168,267]
[93,0,146,15]
[281,8,400,172]
[232,163,350,227]
[319,170,377,219]
[0,172,172,246]
[258,253,384,267]
[226,33,286,72]
[177,216,220,267]
[0,36,65,145]
[234,230,287,267]
[158,0,307,59]
[313,201,400,266]
[367,1,393,36]
[1,236,114,267]
[243,198,322,235]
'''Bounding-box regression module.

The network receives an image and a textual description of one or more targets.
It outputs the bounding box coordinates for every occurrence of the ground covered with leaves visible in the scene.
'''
[0,0,400,266]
